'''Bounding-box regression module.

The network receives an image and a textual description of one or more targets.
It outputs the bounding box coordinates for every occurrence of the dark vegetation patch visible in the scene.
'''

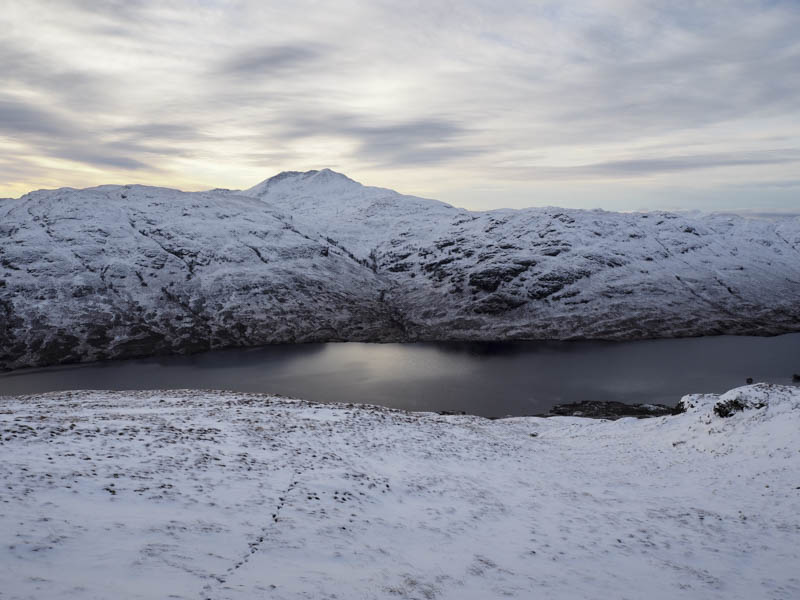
[713,398,766,418]
[547,400,680,420]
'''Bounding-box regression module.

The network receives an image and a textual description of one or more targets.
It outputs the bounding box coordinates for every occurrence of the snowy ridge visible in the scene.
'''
[2,170,800,369]
[1,384,798,598]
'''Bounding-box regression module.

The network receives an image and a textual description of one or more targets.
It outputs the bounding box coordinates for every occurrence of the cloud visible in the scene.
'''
[0,98,73,137]
[0,41,114,113]
[0,0,799,211]
[572,150,800,177]
[489,150,800,182]
[727,178,800,189]
[0,94,151,171]
[218,44,329,77]
[265,113,484,166]
[111,123,202,140]
[65,148,150,170]
[350,120,486,167]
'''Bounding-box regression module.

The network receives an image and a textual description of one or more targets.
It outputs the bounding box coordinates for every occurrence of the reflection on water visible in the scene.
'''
[1,334,799,417]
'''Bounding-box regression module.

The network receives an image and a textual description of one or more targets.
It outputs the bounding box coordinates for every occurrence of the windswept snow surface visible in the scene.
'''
[1,385,798,599]
[2,169,800,369]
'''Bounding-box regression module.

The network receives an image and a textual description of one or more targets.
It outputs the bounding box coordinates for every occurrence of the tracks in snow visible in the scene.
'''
[200,467,305,600]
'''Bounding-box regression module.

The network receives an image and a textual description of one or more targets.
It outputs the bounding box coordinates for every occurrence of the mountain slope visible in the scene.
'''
[249,170,800,340]
[1,171,799,369]
[0,184,402,370]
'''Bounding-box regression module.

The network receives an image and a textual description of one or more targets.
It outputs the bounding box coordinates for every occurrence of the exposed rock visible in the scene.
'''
[468,264,528,293]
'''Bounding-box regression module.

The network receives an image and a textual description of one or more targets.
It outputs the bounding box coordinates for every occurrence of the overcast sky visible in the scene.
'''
[1,0,799,211]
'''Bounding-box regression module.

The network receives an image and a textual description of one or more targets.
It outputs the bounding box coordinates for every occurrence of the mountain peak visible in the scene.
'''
[246,168,360,198]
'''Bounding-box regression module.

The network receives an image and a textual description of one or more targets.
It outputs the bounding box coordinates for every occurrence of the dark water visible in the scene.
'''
[1,335,799,417]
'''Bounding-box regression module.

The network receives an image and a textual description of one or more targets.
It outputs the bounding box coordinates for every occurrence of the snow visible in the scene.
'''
[244,168,460,257]
[2,170,800,370]
[1,384,798,599]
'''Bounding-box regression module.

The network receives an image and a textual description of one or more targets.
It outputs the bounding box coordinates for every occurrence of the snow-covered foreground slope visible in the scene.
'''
[1,384,798,599]
[2,169,800,369]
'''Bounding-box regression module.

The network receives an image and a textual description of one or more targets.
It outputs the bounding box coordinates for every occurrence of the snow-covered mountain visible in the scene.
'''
[2,170,799,369]
[0,183,403,370]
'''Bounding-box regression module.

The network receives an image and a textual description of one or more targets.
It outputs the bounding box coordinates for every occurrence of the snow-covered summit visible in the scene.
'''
[245,169,460,257]
[246,168,362,197]
[1,172,799,369]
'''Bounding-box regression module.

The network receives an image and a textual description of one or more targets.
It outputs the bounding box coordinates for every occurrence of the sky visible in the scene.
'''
[1,0,799,212]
